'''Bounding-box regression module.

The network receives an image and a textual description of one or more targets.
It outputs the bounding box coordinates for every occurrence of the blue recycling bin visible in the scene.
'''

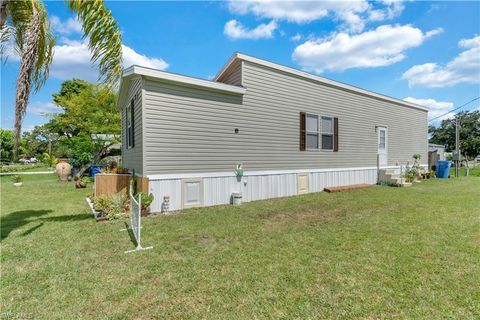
[90,165,104,177]
[435,160,451,179]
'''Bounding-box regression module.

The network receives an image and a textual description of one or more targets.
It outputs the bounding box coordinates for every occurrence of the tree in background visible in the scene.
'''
[429,111,480,160]
[1,0,123,156]
[0,129,14,162]
[21,125,57,157]
[46,79,120,176]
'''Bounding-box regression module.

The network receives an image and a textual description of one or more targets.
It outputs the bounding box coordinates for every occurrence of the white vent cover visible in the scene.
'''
[182,179,203,208]
[297,174,309,194]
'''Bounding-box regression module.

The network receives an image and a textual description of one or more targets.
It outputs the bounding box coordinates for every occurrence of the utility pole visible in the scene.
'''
[455,117,460,177]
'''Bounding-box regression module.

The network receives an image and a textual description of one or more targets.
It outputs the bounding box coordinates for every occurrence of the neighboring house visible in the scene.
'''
[428,143,445,169]
[118,53,428,212]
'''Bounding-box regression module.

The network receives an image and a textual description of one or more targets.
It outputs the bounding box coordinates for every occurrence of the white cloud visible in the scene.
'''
[292,24,442,73]
[122,45,169,69]
[403,97,454,122]
[50,40,97,81]
[402,35,480,88]
[2,16,168,81]
[290,33,302,42]
[224,19,277,39]
[227,0,405,33]
[28,101,62,116]
[368,0,405,21]
[50,16,82,35]
[49,40,169,81]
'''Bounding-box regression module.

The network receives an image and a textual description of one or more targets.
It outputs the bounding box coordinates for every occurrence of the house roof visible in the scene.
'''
[117,65,246,110]
[214,52,429,112]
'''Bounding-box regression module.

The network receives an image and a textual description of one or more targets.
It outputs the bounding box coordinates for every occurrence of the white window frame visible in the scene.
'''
[305,113,319,150]
[320,116,334,151]
[378,127,387,150]
[305,113,335,151]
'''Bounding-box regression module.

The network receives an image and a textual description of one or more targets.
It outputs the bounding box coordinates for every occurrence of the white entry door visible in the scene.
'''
[378,127,388,167]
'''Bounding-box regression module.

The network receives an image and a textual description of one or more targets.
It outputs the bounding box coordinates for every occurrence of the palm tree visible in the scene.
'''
[0,0,123,157]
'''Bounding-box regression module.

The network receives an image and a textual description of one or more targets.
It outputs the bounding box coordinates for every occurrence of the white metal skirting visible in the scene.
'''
[148,167,378,213]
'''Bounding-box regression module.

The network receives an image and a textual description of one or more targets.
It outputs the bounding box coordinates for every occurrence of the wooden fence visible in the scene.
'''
[94,174,149,197]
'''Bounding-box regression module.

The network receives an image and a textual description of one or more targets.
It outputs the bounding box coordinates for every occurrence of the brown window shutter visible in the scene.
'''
[333,117,339,152]
[300,112,306,151]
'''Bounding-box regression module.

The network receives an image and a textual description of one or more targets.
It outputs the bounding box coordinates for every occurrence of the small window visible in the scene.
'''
[306,114,319,149]
[126,99,135,148]
[320,116,334,150]
[379,129,386,149]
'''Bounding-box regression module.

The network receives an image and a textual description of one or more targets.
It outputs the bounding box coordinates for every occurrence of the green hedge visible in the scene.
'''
[0,164,48,173]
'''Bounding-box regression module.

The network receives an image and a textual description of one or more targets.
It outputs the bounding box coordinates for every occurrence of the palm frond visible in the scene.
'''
[67,0,123,86]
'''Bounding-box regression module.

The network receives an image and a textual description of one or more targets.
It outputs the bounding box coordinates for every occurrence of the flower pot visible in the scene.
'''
[141,207,150,217]
[13,182,22,187]
[56,158,72,182]
[75,180,86,188]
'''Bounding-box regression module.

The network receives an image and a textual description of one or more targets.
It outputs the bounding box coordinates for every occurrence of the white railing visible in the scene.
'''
[121,184,153,253]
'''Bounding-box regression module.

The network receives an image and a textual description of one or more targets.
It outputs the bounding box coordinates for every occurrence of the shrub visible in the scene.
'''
[137,192,154,209]
[11,175,22,183]
[0,164,44,173]
[93,193,129,220]
[41,153,58,167]
[405,171,415,183]
[105,193,129,220]
[93,195,112,212]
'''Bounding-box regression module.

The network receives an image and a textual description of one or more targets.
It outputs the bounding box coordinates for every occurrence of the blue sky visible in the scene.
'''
[1,0,479,132]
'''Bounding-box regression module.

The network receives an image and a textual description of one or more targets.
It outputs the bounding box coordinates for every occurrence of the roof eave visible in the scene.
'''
[129,65,246,95]
[214,53,429,112]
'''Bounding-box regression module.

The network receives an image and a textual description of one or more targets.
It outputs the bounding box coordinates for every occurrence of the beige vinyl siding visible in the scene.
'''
[121,77,144,174]
[143,80,244,174]
[142,61,427,174]
[217,61,242,86]
[241,61,427,169]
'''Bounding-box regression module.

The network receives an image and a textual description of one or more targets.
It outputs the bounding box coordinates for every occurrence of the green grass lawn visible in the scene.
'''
[1,174,479,319]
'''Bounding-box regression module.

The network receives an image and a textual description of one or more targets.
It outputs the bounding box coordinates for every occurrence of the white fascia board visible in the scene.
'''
[215,53,429,112]
[125,65,246,95]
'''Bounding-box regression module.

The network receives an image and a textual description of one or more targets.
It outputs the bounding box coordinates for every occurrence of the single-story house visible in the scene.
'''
[118,53,428,212]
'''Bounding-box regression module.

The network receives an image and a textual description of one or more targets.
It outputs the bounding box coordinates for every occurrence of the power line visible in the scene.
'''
[428,96,480,122]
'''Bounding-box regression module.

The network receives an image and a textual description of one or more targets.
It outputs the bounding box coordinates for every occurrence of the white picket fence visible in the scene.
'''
[122,185,152,253]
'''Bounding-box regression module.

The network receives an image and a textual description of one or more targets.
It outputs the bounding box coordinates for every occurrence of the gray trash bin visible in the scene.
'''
[232,192,242,206]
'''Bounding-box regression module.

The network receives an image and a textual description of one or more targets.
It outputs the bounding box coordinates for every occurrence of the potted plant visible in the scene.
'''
[74,176,90,188]
[56,158,72,182]
[137,192,154,216]
[405,171,415,183]
[12,175,23,187]
[234,164,244,182]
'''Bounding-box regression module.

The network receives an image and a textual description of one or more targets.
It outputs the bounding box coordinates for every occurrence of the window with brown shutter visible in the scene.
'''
[333,117,339,152]
[300,113,338,152]
[300,112,306,151]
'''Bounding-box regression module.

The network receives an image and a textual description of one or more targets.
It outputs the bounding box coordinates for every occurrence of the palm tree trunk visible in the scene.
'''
[13,4,41,157]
